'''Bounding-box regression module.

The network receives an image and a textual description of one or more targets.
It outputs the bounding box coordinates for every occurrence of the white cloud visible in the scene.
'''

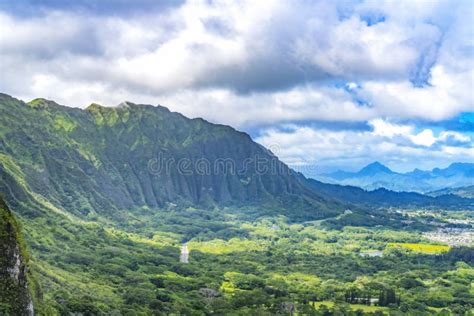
[369,119,472,148]
[439,131,471,143]
[370,119,413,138]
[156,86,377,127]
[411,129,437,147]
[359,65,474,121]
[293,15,437,80]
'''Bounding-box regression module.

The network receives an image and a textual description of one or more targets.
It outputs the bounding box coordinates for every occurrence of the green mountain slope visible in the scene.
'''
[428,185,474,199]
[0,93,343,222]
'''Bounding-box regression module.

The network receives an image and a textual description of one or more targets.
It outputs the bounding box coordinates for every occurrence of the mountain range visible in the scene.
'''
[1,93,471,226]
[315,161,474,193]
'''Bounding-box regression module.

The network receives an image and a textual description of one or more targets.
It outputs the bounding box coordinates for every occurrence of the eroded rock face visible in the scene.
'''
[0,197,34,315]
[0,93,345,222]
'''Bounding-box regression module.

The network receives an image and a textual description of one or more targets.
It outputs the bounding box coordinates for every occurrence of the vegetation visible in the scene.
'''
[429,186,474,199]
[0,94,473,314]
[5,204,472,315]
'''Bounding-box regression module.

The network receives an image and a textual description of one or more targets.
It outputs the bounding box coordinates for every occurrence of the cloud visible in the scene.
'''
[0,0,471,128]
[410,129,437,147]
[369,119,471,148]
[438,131,471,144]
[0,0,184,16]
[370,119,413,138]
[255,120,474,172]
[293,14,440,82]
[359,65,473,121]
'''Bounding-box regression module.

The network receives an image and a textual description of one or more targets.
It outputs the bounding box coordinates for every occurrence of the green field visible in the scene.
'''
[313,301,389,313]
[388,242,450,254]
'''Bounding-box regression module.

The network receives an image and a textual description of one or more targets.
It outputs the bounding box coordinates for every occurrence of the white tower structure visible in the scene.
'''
[180,243,189,263]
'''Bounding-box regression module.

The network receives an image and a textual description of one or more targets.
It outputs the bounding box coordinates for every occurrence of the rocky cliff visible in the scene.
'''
[0,197,34,315]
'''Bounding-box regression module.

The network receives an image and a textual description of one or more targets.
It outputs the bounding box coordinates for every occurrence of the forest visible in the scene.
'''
[16,205,474,315]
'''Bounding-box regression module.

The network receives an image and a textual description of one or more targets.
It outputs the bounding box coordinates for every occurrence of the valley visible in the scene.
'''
[17,203,473,314]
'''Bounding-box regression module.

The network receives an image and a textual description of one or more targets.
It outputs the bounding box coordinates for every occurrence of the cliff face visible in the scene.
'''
[0,94,344,221]
[0,197,34,315]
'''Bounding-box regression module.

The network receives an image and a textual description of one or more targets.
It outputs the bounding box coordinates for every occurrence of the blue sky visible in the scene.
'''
[0,0,472,173]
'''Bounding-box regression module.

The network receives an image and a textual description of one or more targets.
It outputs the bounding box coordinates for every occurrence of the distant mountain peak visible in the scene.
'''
[358,162,393,176]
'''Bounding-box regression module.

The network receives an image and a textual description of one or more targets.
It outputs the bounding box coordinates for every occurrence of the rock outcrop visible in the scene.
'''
[0,197,34,315]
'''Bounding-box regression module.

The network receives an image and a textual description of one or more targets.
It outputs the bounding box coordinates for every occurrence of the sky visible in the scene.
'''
[0,0,473,173]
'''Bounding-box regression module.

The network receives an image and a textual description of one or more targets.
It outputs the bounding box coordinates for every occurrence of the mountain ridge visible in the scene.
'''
[428,185,474,199]
[1,93,472,221]
[0,93,346,222]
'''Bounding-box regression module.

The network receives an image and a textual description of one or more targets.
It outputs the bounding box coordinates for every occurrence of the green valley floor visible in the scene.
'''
[16,205,474,315]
